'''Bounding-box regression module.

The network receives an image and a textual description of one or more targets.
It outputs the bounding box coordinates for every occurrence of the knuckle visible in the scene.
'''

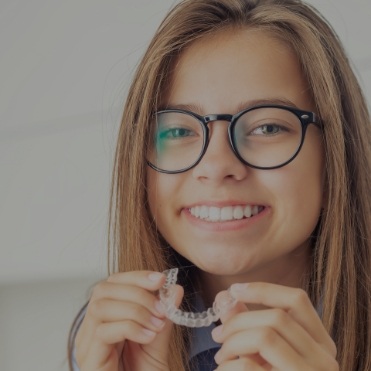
[95,323,106,341]
[88,299,104,318]
[238,358,256,368]
[91,281,107,299]
[271,308,288,326]
[122,301,151,326]
[258,327,277,347]
[131,304,148,322]
[106,272,122,282]
[292,288,309,307]
[95,322,123,343]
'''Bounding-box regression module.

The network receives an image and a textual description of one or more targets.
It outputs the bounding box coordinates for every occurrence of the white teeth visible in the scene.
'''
[200,205,208,219]
[220,206,233,221]
[194,205,200,217]
[233,206,244,220]
[252,205,259,216]
[209,207,220,221]
[189,205,263,222]
[244,205,252,218]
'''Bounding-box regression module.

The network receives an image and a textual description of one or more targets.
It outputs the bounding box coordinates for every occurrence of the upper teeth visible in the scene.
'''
[189,205,262,222]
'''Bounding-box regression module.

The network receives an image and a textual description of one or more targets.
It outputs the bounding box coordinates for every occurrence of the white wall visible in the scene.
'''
[0,1,370,370]
[0,278,93,371]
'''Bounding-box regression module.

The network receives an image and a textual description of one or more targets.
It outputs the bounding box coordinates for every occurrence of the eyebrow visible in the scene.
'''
[160,97,300,114]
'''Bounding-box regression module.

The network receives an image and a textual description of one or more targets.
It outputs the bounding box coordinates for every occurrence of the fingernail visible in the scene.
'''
[148,272,164,282]
[150,316,165,329]
[142,328,156,338]
[211,325,223,340]
[230,283,249,294]
[155,300,166,315]
[217,290,237,313]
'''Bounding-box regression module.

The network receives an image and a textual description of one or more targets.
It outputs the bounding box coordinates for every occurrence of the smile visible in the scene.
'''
[189,205,264,222]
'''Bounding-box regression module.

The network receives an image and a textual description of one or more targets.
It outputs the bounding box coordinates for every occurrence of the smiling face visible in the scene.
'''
[147,29,325,289]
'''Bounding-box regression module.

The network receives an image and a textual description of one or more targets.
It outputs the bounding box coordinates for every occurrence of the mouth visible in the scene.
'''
[188,204,265,222]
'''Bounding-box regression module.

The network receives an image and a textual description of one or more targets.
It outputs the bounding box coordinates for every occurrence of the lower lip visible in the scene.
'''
[183,207,270,232]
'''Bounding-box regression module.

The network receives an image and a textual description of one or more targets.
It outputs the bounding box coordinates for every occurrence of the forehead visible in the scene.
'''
[163,28,313,113]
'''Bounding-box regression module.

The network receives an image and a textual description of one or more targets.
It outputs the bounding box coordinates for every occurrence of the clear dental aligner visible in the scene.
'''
[159,268,237,328]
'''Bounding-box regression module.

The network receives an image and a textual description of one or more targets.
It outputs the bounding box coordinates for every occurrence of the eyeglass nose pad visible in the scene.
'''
[202,113,235,153]
[200,115,240,162]
[203,114,233,124]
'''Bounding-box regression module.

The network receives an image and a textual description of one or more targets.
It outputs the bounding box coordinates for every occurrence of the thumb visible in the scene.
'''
[215,289,248,324]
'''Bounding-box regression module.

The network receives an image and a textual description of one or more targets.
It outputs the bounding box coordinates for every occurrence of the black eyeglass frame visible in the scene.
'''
[147,104,321,174]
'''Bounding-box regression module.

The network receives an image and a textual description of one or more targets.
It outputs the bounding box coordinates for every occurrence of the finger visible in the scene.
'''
[106,270,166,291]
[214,327,307,371]
[90,281,166,316]
[212,308,332,369]
[86,277,165,324]
[76,302,165,368]
[76,271,166,363]
[215,290,248,324]
[230,282,336,356]
[215,357,267,371]
[89,299,166,332]
[78,288,179,371]
[119,285,184,368]
[144,284,184,361]
[79,321,157,370]
[77,297,164,362]
[87,284,165,320]
[97,320,158,344]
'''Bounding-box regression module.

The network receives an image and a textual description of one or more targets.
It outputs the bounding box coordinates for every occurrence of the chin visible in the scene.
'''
[195,255,256,277]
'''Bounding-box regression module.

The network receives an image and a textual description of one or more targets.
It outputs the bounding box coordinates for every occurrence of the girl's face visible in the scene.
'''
[147,29,324,284]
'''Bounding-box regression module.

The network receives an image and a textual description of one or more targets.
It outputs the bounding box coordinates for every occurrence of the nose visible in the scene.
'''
[192,121,249,183]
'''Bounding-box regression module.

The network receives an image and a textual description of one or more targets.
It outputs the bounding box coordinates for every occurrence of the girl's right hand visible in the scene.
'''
[74,270,183,371]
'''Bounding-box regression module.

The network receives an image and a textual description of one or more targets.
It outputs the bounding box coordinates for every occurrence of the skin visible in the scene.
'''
[148,29,324,299]
[75,271,183,371]
[147,29,338,370]
[75,29,338,370]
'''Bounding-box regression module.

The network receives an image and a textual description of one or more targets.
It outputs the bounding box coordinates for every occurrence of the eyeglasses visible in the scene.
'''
[147,104,320,174]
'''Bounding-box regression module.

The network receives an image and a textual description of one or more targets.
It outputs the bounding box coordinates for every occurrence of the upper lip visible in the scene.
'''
[184,200,267,208]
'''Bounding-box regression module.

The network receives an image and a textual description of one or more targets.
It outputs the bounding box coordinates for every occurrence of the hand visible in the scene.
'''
[211,283,338,371]
[74,270,183,371]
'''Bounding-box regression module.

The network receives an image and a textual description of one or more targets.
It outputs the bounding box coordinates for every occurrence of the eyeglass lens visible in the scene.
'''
[147,107,303,172]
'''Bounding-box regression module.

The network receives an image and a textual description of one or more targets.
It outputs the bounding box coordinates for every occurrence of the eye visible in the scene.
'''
[159,127,195,139]
[250,123,285,136]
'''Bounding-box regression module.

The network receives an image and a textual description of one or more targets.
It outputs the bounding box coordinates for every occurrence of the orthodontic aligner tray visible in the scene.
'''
[159,268,237,328]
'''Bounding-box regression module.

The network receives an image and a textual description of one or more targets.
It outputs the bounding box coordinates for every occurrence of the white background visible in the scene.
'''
[0,1,370,370]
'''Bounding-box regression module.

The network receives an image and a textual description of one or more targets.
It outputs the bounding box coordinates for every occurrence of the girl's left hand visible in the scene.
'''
[211,283,339,371]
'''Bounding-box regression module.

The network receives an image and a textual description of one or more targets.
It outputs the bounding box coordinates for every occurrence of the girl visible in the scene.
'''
[69,0,371,370]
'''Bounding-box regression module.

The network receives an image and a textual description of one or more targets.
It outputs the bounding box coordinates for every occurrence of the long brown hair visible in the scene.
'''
[69,1,371,370]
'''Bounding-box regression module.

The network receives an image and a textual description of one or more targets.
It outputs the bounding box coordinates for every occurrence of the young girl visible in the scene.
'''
[69,0,371,370]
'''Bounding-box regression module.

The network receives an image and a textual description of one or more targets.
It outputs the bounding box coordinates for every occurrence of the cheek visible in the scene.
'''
[146,169,180,225]
[268,139,325,229]
[147,170,161,221]
[257,134,324,223]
